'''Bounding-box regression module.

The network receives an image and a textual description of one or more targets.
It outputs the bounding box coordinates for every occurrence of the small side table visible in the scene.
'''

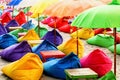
[65,68,98,80]
[40,50,66,62]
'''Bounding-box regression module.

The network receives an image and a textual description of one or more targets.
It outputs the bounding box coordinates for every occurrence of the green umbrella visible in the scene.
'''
[71,0,120,75]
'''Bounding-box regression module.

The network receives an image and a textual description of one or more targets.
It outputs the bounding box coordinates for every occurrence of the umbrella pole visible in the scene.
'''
[12,6,14,18]
[27,7,29,21]
[76,28,79,56]
[38,13,40,38]
[113,28,116,75]
[54,17,57,46]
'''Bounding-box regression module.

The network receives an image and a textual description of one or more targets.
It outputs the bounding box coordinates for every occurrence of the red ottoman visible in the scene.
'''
[40,50,66,62]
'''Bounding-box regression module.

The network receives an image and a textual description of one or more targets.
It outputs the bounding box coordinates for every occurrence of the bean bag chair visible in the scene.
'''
[34,25,48,38]
[15,11,27,26]
[22,20,35,30]
[57,38,84,58]
[0,34,18,49]
[0,41,32,61]
[71,28,94,40]
[98,71,116,80]
[32,40,58,59]
[5,20,19,32]
[108,44,120,55]
[18,29,40,42]
[1,53,43,80]
[58,24,77,33]
[44,52,81,79]
[0,23,7,35]
[94,28,112,35]
[87,34,114,48]
[9,28,28,38]
[48,18,68,28]
[80,49,112,77]
[41,17,57,24]
[42,29,63,46]
[1,12,12,25]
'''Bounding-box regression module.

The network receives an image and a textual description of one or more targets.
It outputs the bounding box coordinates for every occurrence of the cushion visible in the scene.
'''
[80,49,112,77]
[98,71,116,80]
[32,40,58,59]
[87,34,114,48]
[1,12,12,25]
[18,29,40,42]
[57,38,84,58]
[1,53,43,80]
[0,23,7,35]
[42,29,63,46]
[22,20,35,30]
[108,44,120,55]
[15,11,26,26]
[34,26,48,38]
[4,20,19,32]
[9,28,28,38]
[44,52,81,79]
[0,34,18,49]
[0,41,32,61]
[58,24,77,33]
[71,28,94,40]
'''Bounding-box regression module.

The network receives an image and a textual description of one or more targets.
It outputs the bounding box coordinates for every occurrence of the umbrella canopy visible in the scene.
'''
[71,0,120,75]
[15,0,40,9]
[7,0,22,6]
[29,0,58,18]
[43,0,105,17]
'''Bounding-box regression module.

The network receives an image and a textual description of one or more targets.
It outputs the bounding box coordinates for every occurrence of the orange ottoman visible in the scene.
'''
[40,50,66,62]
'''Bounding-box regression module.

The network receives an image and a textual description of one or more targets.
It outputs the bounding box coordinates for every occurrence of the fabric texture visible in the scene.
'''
[80,49,112,77]
[2,53,43,80]
[44,52,81,79]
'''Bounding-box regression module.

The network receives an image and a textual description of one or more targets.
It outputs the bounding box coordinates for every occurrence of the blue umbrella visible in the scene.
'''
[7,0,22,6]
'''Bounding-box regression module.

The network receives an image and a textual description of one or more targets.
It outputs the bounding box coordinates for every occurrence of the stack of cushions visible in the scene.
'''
[22,20,35,30]
[80,49,112,77]
[87,34,114,48]
[9,28,28,38]
[0,34,18,49]
[34,26,48,38]
[71,28,94,40]
[18,29,40,42]
[1,53,43,80]
[98,71,116,80]
[44,52,81,79]
[108,44,120,55]
[32,40,58,59]
[57,38,84,58]
[0,41,32,61]
[42,29,63,46]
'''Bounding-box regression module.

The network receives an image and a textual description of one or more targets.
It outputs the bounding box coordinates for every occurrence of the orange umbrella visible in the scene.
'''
[43,0,105,17]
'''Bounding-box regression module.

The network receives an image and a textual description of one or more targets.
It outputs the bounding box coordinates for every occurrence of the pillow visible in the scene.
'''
[87,34,114,48]
[0,41,32,61]
[42,29,63,46]
[44,52,81,79]
[71,28,94,40]
[2,53,43,80]
[18,29,40,42]
[98,71,116,80]
[108,44,120,55]
[57,38,84,58]
[32,40,58,59]
[22,20,35,30]
[81,49,112,77]
[4,20,19,32]
[34,26,48,38]
[9,28,28,38]
[0,34,18,49]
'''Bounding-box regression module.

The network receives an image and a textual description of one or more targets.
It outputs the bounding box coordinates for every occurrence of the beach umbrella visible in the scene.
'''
[71,0,120,75]
[29,0,58,18]
[43,0,104,18]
